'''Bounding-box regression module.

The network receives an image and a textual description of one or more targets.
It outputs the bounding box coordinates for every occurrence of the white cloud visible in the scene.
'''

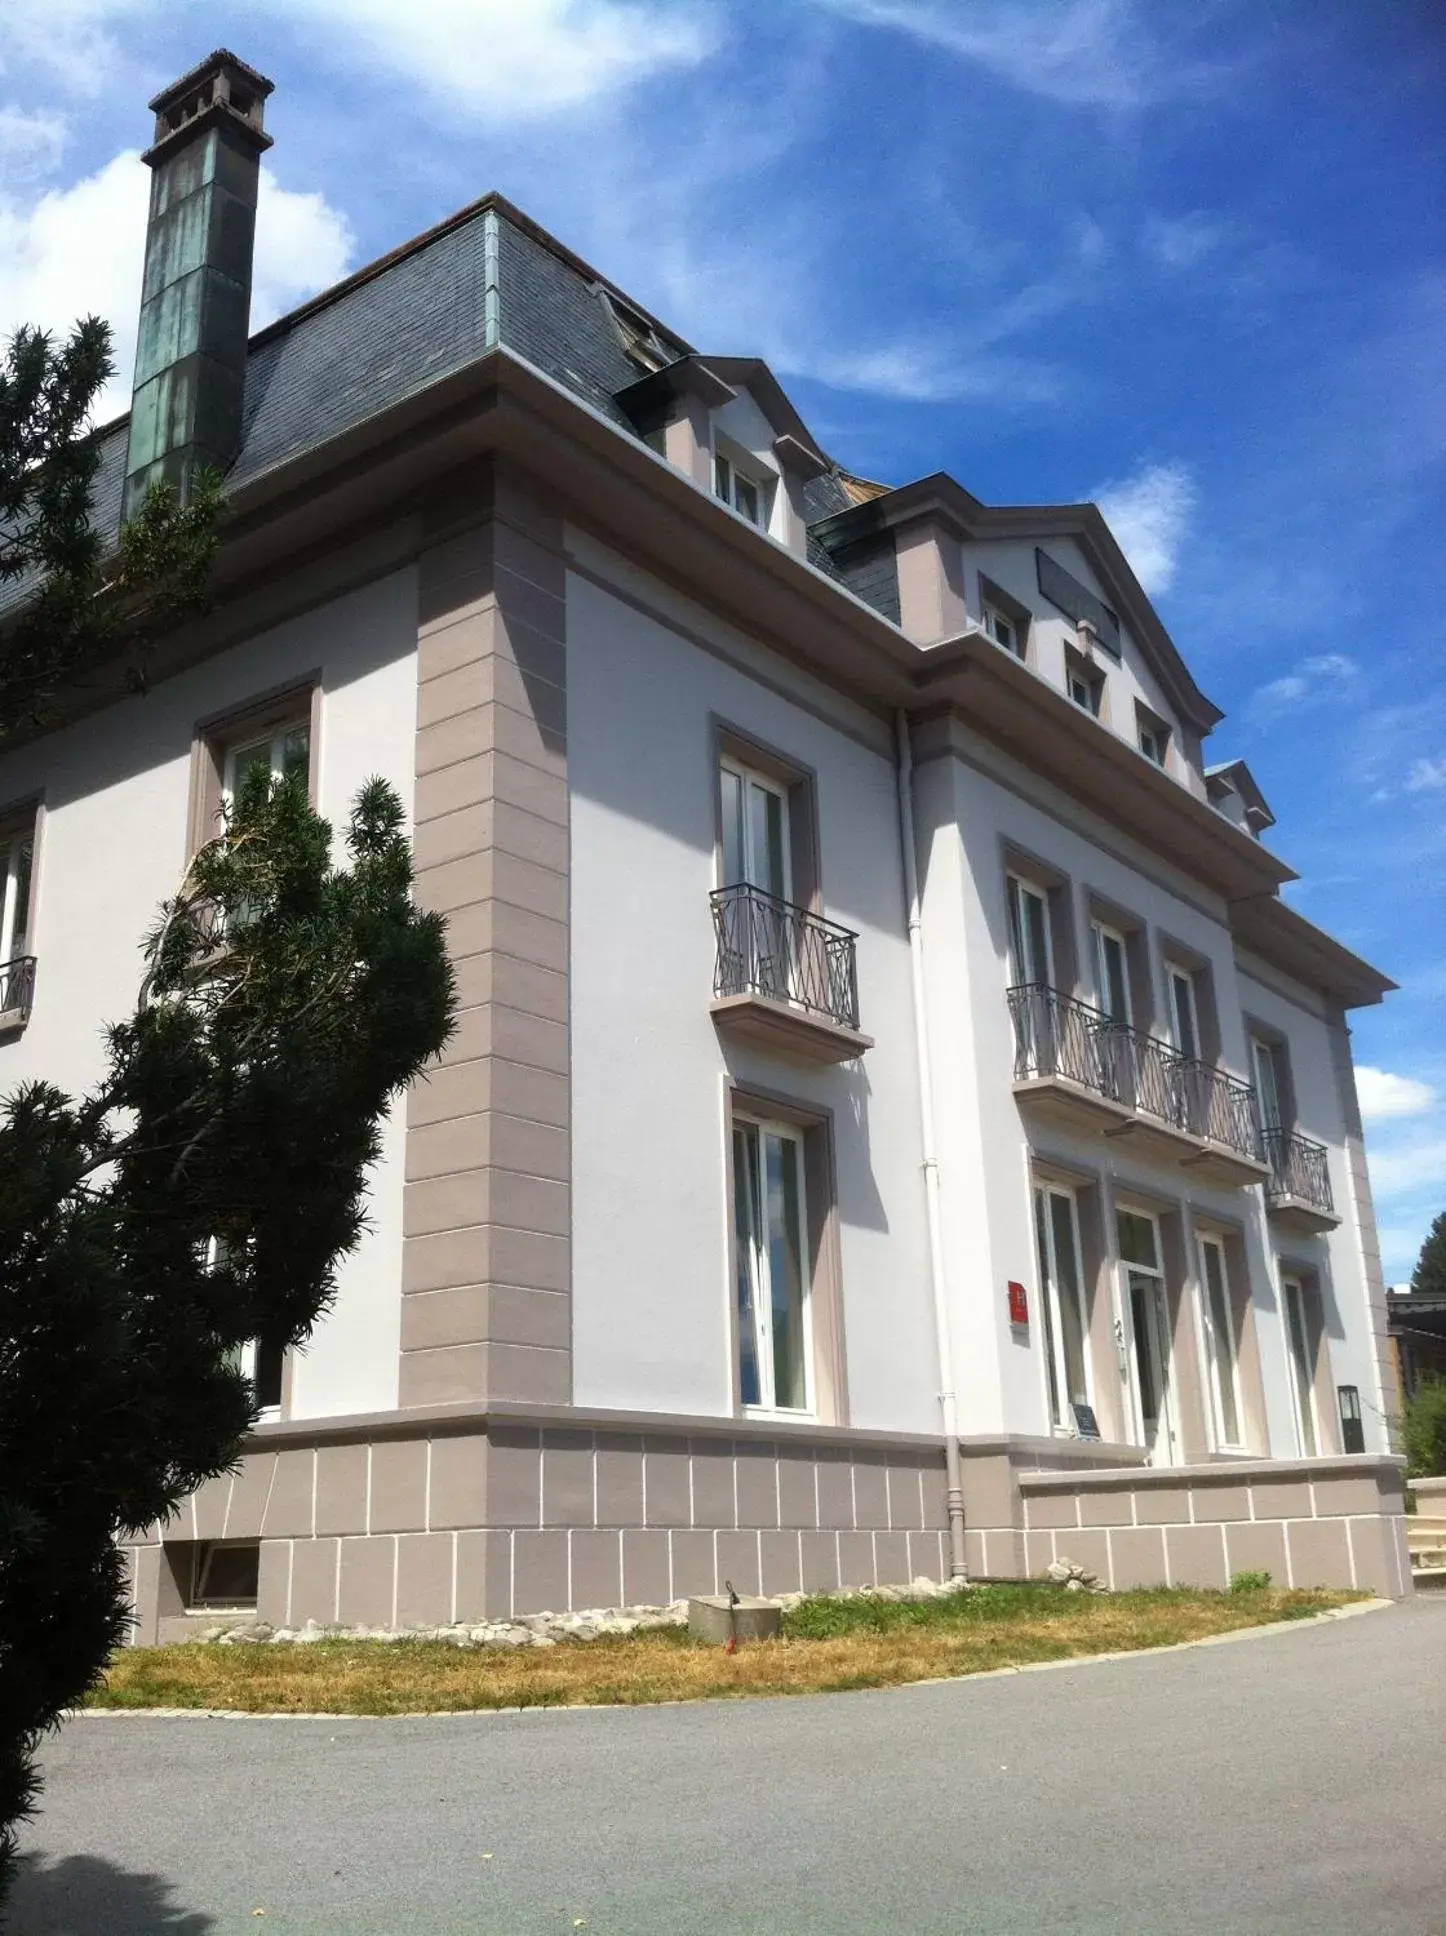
[811,0,1221,108]
[1247,652,1359,726]
[0,105,67,178]
[1093,459,1195,594]
[1,0,717,116]
[289,0,718,113]
[806,341,1062,406]
[1140,211,1227,270]
[1356,1066,1436,1122]
[1404,758,1446,794]
[1367,1136,1446,1201]
[1,150,355,424]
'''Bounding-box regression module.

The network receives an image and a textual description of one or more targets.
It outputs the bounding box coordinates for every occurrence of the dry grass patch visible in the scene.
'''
[87,1583,1360,1716]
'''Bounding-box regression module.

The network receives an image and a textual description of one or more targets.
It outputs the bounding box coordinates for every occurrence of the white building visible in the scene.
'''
[0,56,1412,1637]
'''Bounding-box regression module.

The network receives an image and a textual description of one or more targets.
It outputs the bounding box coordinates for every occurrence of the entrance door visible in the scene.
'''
[1117,1209,1178,1464]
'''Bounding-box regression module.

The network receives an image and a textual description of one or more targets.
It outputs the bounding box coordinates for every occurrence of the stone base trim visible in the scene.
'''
[122,1430,1412,1643]
[1017,1455,1411,1598]
[124,1416,950,1642]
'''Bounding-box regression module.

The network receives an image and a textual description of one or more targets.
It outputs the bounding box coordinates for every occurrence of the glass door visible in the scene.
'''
[732,1117,812,1416]
[0,829,33,965]
[720,760,793,1003]
[1252,1037,1283,1132]
[1092,921,1133,1101]
[1034,1183,1091,1433]
[1199,1234,1243,1450]
[1281,1274,1319,1457]
[1118,1210,1177,1464]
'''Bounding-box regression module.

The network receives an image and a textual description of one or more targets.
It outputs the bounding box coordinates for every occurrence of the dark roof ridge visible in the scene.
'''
[244,190,694,363]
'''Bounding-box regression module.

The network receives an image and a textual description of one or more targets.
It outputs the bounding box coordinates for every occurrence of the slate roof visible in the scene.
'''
[3,193,861,620]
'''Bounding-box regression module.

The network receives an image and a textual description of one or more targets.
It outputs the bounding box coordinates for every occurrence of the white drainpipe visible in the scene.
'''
[895,709,968,1579]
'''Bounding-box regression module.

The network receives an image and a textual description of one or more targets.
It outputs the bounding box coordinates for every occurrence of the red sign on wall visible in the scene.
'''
[1007,1280,1029,1327]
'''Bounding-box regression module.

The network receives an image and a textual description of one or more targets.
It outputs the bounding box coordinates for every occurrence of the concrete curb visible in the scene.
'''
[67,1597,1397,1723]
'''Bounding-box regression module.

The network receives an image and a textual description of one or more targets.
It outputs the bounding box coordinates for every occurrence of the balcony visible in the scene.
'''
[1007,983,1268,1187]
[711,884,873,1064]
[1263,1127,1339,1233]
[0,955,36,1031]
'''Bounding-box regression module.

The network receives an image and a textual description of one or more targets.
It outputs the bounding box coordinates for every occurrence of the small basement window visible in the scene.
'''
[189,1541,260,1610]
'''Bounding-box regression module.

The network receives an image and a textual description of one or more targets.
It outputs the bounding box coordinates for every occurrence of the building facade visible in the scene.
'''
[1,56,1413,1638]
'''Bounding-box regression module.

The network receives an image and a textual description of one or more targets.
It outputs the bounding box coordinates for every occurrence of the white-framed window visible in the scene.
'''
[983,602,1023,658]
[713,448,774,531]
[222,717,310,806]
[1138,716,1171,767]
[0,823,34,967]
[1198,1232,1244,1450]
[1091,919,1132,1026]
[1168,965,1200,1061]
[1067,662,1104,717]
[1006,874,1052,988]
[719,757,791,903]
[1034,1181,1092,1432]
[1252,1036,1285,1131]
[207,1238,284,1420]
[1281,1273,1319,1457]
[1117,1207,1177,1464]
[732,1114,813,1416]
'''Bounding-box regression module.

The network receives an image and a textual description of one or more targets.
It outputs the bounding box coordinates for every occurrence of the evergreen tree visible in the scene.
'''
[1410,1210,1446,1300]
[0,322,456,1890]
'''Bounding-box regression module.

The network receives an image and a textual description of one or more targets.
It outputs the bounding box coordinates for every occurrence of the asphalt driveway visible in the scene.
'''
[11,1596,1444,1935]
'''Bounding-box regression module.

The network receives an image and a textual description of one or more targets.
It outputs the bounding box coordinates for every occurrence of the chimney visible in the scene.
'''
[122,50,274,521]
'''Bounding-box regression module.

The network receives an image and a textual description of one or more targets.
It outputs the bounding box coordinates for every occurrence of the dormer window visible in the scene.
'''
[1136,706,1171,768]
[1065,651,1104,718]
[714,447,773,531]
[983,603,1022,658]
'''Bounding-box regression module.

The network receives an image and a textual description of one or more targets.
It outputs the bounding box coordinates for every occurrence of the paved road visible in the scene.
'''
[11,1598,1445,1935]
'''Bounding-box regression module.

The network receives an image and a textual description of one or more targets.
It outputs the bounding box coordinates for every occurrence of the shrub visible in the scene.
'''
[1403,1375,1446,1479]
[1229,1570,1272,1592]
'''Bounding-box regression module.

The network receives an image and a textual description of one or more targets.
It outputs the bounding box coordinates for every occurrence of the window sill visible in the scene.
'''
[742,1405,818,1426]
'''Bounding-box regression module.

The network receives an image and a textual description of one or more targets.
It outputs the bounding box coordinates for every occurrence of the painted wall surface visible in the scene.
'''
[962,536,1201,789]
[1236,960,1386,1448]
[914,723,1389,1458]
[0,566,420,1421]
[566,537,939,1433]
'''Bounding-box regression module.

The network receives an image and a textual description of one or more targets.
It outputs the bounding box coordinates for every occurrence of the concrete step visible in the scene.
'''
[1411,1567,1446,1593]
[1408,1516,1446,1536]
[1409,1549,1446,1570]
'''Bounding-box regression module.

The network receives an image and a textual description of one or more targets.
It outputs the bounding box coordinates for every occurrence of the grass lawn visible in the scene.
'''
[87,1583,1361,1716]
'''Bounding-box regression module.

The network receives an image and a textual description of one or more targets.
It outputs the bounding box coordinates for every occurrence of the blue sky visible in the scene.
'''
[2,0,1443,1278]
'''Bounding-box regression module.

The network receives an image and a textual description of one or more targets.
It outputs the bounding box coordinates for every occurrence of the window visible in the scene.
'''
[189,1541,260,1609]
[983,603,1023,658]
[1034,1182,1091,1432]
[732,1114,812,1415]
[231,1336,285,1416]
[1281,1273,1319,1457]
[720,757,791,903]
[1006,874,1052,988]
[208,1238,284,1418]
[1067,660,1104,717]
[1091,920,1132,1026]
[1137,708,1171,768]
[223,718,310,805]
[0,822,34,968]
[1118,1208,1176,1463]
[714,449,772,530]
[1168,966,1200,1061]
[1252,1036,1285,1131]
[1198,1234,1243,1449]
[1338,1384,1365,1454]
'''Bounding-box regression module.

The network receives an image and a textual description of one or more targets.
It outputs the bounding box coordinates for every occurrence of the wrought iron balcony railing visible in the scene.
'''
[1262,1126,1335,1215]
[711,883,861,1032]
[1007,982,1263,1165]
[0,954,36,1023]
